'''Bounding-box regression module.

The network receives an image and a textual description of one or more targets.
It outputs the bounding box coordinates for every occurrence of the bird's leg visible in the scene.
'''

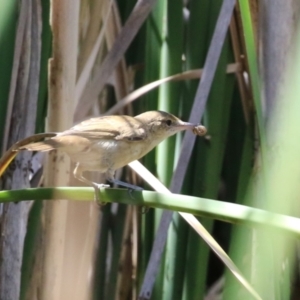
[109,178,144,203]
[73,164,109,204]
[108,178,144,191]
[105,169,143,205]
[106,169,143,191]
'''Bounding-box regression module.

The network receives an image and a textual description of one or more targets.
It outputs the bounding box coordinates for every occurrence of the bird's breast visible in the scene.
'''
[67,138,158,172]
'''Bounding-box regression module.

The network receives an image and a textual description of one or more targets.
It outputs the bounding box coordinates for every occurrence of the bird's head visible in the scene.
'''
[135,111,200,139]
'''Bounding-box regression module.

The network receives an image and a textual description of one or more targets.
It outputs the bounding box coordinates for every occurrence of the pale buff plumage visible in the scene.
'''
[15,111,206,201]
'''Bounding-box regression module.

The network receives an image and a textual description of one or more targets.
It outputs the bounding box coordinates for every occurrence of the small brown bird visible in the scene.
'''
[0,111,206,202]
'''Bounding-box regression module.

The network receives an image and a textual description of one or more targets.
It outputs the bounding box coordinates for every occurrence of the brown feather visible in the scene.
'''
[59,115,147,141]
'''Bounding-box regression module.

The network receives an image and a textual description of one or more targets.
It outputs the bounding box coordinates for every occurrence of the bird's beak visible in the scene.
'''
[176,121,198,131]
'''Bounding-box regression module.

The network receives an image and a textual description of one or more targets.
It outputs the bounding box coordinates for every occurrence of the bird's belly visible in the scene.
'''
[67,140,147,172]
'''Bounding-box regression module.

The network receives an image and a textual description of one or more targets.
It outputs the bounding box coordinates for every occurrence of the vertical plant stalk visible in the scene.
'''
[77,0,104,76]
[75,0,113,109]
[229,13,252,124]
[0,0,41,299]
[41,0,79,299]
[238,0,266,153]
[139,0,236,298]
[1,0,28,154]
[74,0,157,121]
[259,0,300,124]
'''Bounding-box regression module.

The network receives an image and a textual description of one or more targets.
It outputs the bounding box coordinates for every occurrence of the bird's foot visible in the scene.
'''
[108,178,143,199]
[93,183,110,206]
[127,185,143,200]
[109,178,143,191]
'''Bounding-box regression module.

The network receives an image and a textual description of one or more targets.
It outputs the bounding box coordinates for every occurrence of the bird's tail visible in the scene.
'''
[0,133,57,177]
[0,151,18,177]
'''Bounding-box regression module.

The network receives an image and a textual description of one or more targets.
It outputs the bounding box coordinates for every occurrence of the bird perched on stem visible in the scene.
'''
[0,111,206,203]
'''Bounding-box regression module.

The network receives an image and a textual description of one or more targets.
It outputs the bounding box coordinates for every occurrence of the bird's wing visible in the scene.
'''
[60,115,148,141]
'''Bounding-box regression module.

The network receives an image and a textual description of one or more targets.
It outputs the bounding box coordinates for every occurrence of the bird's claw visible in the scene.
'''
[94,183,110,207]
[127,186,143,200]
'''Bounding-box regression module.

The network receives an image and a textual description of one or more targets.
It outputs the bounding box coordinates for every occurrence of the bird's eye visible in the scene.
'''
[165,120,172,126]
